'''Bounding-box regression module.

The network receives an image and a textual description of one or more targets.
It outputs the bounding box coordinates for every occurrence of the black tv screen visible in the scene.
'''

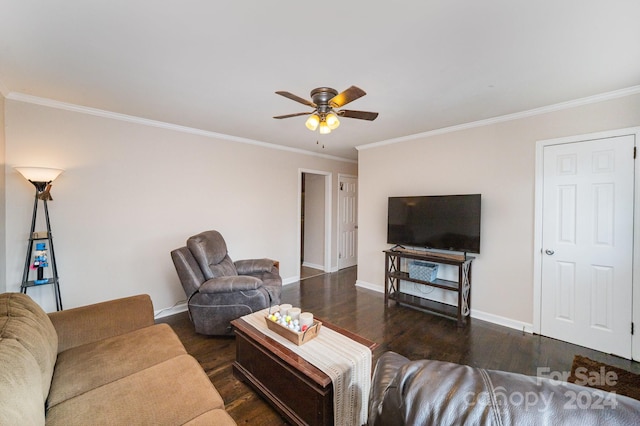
[387,194,481,253]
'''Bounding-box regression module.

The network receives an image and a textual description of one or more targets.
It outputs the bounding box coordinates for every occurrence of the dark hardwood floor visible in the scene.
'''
[300,265,325,281]
[158,266,639,425]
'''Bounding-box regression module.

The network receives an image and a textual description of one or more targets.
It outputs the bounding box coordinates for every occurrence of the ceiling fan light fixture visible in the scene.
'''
[305,113,320,131]
[325,113,340,130]
[275,86,377,134]
[319,120,331,134]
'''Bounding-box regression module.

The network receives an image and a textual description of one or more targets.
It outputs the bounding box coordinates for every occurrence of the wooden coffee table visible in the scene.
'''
[231,316,377,426]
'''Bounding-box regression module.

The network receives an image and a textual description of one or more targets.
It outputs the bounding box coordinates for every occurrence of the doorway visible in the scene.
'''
[299,170,331,280]
[338,175,358,270]
[534,128,638,359]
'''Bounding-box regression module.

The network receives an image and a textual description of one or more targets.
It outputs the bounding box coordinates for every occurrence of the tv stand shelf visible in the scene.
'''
[383,249,474,327]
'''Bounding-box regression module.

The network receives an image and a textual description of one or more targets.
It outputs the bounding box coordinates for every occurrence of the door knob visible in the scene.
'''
[545,249,555,255]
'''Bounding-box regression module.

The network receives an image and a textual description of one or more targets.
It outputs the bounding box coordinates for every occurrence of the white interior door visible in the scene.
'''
[540,135,634,357]
[338,176,358,269]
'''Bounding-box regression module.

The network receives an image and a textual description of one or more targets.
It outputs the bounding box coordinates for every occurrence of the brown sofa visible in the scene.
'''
[0,292,236,425]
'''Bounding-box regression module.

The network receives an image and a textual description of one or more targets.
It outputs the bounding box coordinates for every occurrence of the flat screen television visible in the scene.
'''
[387,194,481,254]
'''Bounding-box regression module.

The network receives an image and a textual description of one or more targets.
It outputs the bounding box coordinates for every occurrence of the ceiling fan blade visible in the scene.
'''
[275,91,316,108]
[273,112,313,119]
[329,86,366,108]
[338,110,379,121]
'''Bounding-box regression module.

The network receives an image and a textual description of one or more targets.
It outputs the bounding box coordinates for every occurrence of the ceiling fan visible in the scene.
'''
[273,86,378,134]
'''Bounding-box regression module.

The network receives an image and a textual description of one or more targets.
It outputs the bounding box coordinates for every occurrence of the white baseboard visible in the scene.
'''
[283,276,299,285]
[355,280,384,293]
[154,301,188,319]
[354,280,533,333]
[302,261,325,270]
[471,309,534,333]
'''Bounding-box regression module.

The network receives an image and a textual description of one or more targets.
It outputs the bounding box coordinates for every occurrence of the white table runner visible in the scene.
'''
[241,307,372,426]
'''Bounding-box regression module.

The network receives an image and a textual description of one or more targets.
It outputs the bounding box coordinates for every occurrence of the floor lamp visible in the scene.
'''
[15,166,64,311]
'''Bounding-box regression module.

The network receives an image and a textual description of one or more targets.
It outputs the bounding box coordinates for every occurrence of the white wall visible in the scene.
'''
[303,173,325,269]
[4,99,356,313]
[0,95,5,293]
[356,92,640,328]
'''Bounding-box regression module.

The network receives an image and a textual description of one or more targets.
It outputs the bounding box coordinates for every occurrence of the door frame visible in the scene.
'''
[533,126,640,361]
[297,169,332,280]
[338,174,358,270]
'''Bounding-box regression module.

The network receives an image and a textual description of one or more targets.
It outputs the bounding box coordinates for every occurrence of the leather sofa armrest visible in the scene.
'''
[369,353,640,426]
[199,276,262,293]
[368,351,410,426]
[48,294,155,353]
[234,258,276,275]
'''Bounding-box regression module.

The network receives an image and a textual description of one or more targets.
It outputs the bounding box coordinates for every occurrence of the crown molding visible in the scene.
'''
[357,85,640,151]
[5,92,356,164]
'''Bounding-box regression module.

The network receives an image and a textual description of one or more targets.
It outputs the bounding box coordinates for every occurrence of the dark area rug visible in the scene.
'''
[567,355,640,401]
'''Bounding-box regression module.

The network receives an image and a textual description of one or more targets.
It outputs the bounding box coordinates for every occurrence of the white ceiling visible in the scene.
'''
[1,1,639,160]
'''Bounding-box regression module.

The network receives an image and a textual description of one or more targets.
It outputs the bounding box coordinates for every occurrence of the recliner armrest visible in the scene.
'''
[234,258,276,274]
[199,276,262,293]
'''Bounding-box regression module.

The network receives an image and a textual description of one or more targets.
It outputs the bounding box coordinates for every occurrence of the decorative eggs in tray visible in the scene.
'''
[265,307,321,345]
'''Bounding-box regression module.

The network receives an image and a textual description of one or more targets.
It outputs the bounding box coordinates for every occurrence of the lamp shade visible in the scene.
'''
[325,113,340,130]
[15,167,64,183]
[319,121,331,134]
[305,114,320,131]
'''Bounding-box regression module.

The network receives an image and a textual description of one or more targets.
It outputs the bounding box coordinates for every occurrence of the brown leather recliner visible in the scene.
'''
[171,230,282,335]
[368,351,640,425]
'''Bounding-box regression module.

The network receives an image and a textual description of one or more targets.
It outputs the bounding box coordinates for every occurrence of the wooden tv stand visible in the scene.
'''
[383,249,473,327]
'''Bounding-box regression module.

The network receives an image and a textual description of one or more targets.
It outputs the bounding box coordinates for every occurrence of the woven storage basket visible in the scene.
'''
[408,260,438,282]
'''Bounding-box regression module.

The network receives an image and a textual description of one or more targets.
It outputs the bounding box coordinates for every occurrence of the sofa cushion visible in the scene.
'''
[48,294,155,353]
[0,293,58,399]
[47,323,186,408]
[45,354,228,426]
[0,338,46,425]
